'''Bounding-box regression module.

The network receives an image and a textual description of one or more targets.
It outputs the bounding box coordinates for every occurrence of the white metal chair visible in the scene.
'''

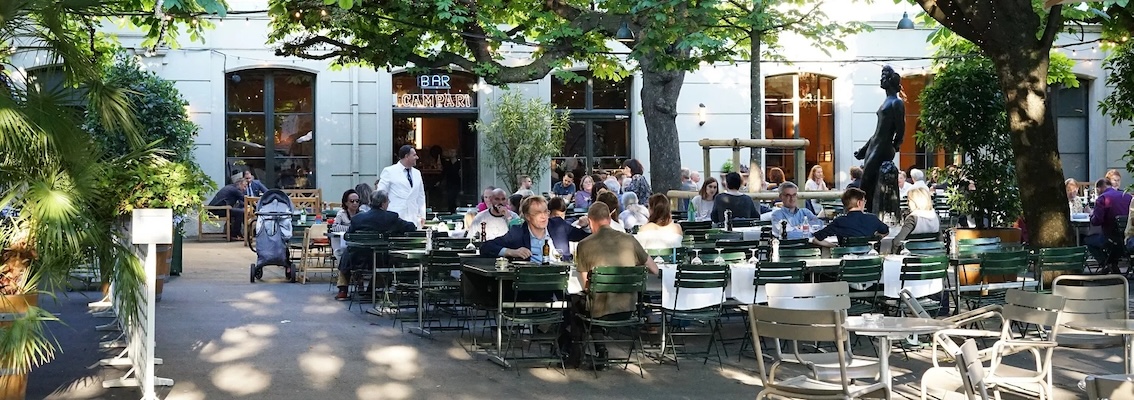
[1052,274,1128,349]
[1084,374,1134,400]
[929,289,1065,400]
[765,282,881,382]
[747,305,890,399]
[920,339,990,400]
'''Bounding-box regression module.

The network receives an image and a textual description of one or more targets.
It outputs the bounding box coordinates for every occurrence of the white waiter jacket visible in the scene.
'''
[376,163,426,228]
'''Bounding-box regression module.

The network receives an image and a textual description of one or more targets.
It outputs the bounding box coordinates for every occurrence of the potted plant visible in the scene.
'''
[476,92,570,193]
[86,53,215,292]
[917,49,1023,286]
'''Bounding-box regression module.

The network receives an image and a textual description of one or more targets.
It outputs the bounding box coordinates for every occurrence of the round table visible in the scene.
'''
[845,316,955,391]
[1063,319,1134,374]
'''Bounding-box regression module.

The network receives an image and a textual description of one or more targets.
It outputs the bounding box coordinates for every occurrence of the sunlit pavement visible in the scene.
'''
[31,241,1121,399]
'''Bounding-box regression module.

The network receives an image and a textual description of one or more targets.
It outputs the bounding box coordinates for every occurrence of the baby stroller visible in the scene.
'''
[250,189,296,283]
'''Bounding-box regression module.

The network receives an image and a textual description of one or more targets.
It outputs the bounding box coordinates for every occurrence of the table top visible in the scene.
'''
[390,249,429,260]
[1063,319,1134,334]
[461,261,574,278]
[844,316,955,335]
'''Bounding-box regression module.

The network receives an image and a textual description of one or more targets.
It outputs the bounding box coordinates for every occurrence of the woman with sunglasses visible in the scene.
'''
[332,189,363,232]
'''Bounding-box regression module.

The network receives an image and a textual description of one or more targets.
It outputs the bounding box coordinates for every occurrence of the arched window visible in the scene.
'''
[551,71,632,181]
[225,69,316,189]
[899,74,953,173]
[764,73,834,186]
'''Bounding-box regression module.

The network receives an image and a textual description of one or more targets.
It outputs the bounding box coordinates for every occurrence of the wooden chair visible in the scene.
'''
[198,205,232,241]
[1052,274,1128,350]
[297,224,333,284]
[920,339,991,400]
[747,305,890,400]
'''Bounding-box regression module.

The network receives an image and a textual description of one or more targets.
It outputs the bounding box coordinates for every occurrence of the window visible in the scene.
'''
[764,73,834,186]
[899,74,953,173]
[225,70,316,189]
[1052,78,1090,182]
[551,71,631,181]
[26,66,86,108]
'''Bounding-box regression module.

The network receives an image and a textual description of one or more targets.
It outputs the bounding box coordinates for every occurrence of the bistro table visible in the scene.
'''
[844,316,955,391]
[1062,319,1134,374]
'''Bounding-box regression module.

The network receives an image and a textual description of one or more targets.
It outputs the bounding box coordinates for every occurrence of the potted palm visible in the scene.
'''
[86,53,215,296]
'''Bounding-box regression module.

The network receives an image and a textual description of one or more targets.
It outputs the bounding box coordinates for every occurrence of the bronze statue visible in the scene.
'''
[854,65,905,214]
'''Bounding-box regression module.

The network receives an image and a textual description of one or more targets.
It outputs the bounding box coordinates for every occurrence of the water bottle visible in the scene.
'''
[688,200,696,222]
[425,227,434,251]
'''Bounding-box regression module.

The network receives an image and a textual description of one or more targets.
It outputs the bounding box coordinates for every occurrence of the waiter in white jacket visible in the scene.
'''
[377,145,426,227]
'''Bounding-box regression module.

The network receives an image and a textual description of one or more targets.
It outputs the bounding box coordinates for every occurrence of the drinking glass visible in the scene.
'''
[899,240,911,256]
[654,255,666,265]
[713,247,725,265]
[868,240,880,256]
[748,248,760,264]
[691,249,703,265]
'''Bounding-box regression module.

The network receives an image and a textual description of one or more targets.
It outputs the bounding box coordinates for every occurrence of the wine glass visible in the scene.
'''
[691,248,703,265]
[713,247,725,265]
[654,255,666,265]
[899,240,911,256]
[868,240,880,256]
[748,247,760,264]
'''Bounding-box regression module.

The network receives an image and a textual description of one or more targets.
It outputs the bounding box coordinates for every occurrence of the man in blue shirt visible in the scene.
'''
[770,182,819,240]
[811,187,888,248]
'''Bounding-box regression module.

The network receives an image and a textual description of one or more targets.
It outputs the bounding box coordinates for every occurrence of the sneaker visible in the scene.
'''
[335,288,348,301]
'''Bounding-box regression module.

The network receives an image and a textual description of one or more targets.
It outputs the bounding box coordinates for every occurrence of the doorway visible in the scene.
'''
[391,115,478,212]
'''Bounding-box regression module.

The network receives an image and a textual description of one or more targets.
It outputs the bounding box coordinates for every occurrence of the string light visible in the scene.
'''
[320,9,327,16]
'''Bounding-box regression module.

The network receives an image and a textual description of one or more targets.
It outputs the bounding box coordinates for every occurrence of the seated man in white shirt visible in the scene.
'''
[770,181,820,240]
[469,188,518,241]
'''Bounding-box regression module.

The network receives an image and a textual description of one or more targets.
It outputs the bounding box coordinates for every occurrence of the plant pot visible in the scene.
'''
[0,294,37,400]
[955,227,1023,286]
[155,244,172,302]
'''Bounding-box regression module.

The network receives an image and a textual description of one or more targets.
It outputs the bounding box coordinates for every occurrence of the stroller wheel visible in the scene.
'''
[255,267,264,280]
[250,264,256,283]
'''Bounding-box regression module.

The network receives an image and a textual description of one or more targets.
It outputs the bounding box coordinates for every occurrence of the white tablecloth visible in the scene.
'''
[659,264,730,310]
[882,255,943,299]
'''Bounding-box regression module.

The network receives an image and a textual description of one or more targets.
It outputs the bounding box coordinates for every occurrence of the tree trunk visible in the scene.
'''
[639,52,685,194]
[748,31,765,191]
[990,50,1074,248]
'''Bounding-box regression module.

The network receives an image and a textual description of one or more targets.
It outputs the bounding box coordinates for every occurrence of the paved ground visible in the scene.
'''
[28,241,1120,399]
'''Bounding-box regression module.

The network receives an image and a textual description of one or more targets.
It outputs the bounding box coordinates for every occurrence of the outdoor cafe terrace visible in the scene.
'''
[31,190,1134,399]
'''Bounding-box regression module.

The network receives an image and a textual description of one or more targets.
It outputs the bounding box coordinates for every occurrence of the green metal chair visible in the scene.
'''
[1034,246,1088,292]
[418,249,468,332]
[893,255,950,316]
[342,232,390,311]
[736,260,806,360]
[958,250,1029,310]
[500,264,570,373]
[646,247,680,264]
[662,263,729,370]
[957,237,1002,256]
[779,238,814,249]
[679,220,713,231]
[838,256,884,316]
[578,266,648,377]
